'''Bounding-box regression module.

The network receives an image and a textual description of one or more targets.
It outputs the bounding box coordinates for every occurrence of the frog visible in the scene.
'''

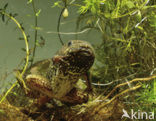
[24,40,95,104]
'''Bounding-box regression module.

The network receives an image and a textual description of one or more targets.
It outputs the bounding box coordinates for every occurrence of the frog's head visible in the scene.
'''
[53,40,95,75]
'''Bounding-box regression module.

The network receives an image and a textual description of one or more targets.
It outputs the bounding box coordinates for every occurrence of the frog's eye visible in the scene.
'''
[68,41,72,46]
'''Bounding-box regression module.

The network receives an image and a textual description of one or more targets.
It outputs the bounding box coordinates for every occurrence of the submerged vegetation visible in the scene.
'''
[76,0,156,116]
[0,0,156,121]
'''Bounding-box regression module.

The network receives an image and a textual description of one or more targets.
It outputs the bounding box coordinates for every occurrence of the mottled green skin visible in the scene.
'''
[26,40,95,100]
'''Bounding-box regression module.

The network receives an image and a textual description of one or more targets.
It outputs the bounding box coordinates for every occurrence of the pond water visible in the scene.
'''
[0,0,101,93]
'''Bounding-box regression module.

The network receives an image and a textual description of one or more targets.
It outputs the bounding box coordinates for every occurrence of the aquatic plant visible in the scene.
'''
[0,0,155,120]
[76,0,156,114]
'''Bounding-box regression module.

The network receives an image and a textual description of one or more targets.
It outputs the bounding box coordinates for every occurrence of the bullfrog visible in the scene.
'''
[25,40,95,104]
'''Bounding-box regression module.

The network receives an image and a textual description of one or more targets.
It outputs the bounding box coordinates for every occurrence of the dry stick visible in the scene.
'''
[0,12,29,104]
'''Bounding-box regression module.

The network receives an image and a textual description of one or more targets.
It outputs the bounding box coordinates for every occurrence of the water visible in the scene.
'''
[0,0,101,93]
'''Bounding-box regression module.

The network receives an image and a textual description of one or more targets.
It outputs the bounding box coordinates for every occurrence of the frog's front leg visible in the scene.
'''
[24,75,52,107]
[26,75,55,97]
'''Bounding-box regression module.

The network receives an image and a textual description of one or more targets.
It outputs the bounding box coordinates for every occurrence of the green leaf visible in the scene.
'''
[135,10,142,22]
[51,1,62,8]
[2,13,5,22]
[27,0,32,4]
[36,9,41,17]
[137,26,144,30]
[4,3,8,10]
[125,1,135,9]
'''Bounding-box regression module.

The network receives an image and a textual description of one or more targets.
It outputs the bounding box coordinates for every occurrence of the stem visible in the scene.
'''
[0,81,18,104]
[57,0,68,45]
[1,12,29,75]
[30,0,38,67]
[57,7,65,45]
[0,11,29,104]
